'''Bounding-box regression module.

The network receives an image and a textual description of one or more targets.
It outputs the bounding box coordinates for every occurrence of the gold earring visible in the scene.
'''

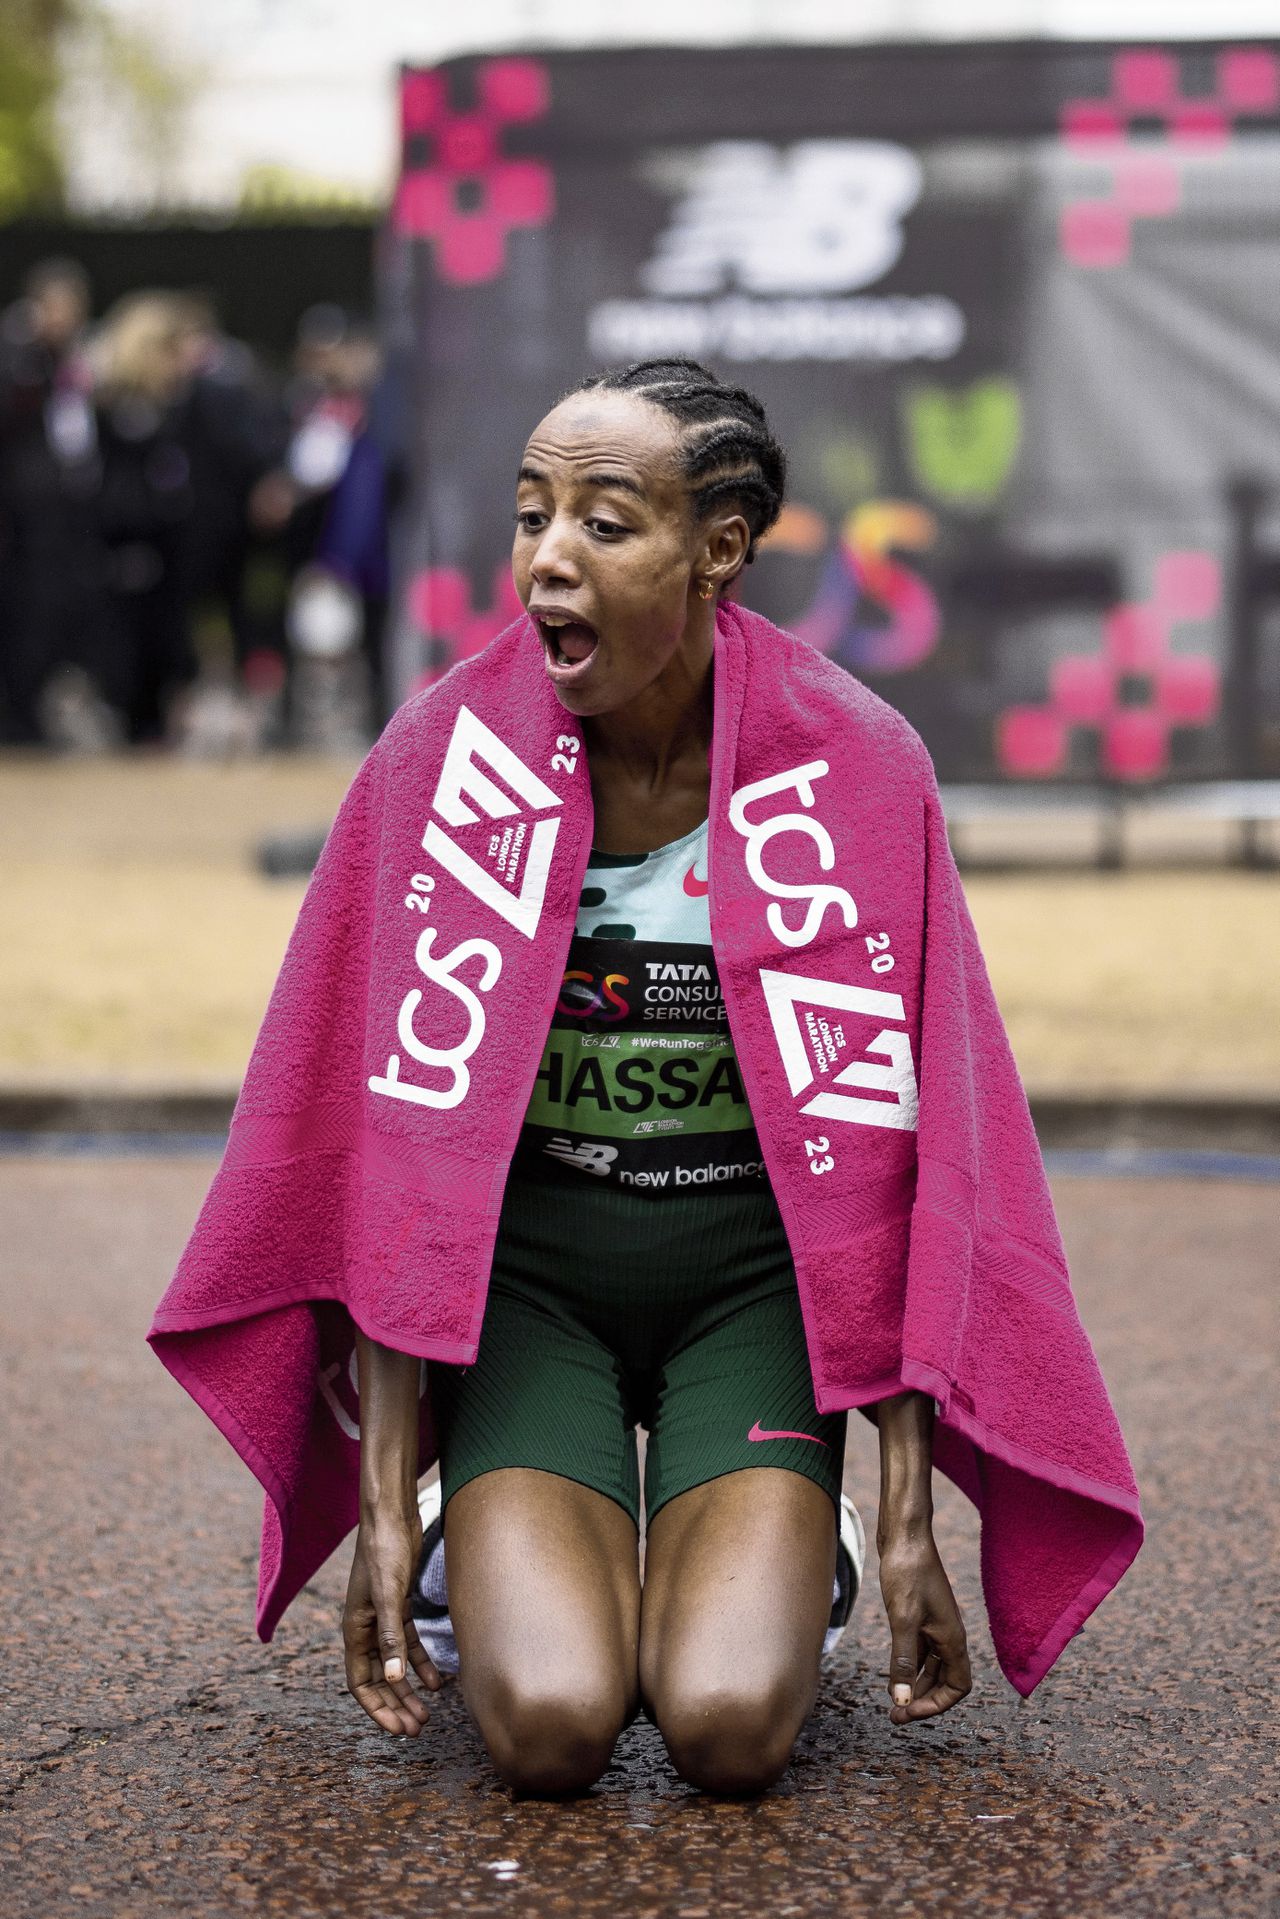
[698,578,715,601]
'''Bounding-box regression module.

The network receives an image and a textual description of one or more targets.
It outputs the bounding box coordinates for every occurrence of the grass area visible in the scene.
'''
[1,755,1276,1095]
[963,869,1279,1096]
[0,756,353,1088]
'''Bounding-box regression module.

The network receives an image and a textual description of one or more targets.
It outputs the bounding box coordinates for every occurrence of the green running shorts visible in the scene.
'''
[430,1177,847,1529]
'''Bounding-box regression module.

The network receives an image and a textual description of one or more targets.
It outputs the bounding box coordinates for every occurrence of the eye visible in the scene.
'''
[513,508,545,532]
[587,517,627,539]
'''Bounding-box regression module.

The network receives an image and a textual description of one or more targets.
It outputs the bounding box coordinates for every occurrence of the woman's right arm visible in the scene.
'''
[341,1327,442,1736]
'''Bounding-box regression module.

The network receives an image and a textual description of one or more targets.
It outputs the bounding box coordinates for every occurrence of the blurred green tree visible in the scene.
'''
[0,1,197,216]
[0,0,71,215]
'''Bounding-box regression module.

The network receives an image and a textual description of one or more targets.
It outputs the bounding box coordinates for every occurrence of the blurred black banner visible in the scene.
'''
[388,41,1280,784]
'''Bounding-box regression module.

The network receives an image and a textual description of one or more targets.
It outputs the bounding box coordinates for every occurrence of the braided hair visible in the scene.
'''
[566,358,787,566]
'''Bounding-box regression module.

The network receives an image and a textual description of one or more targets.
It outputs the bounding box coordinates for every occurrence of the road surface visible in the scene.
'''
[1,1153,1275,1917]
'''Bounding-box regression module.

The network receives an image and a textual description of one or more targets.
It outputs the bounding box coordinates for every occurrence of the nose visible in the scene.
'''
[529,513,582,591]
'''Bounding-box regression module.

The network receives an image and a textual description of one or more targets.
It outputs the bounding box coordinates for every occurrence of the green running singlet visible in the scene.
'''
[431,819,847,1527]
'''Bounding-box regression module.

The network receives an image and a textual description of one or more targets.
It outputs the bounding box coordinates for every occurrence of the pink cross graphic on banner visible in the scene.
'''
[394,59,556,284]
[996,551,1222,782]
[1059,44,1279,268]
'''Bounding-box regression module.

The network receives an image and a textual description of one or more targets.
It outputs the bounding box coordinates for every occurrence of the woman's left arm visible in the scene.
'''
[875,1389,973,1723]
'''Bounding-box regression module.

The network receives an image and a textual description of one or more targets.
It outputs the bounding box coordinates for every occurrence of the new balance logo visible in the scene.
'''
[544,1137,619,1177]
[641,141,922,298]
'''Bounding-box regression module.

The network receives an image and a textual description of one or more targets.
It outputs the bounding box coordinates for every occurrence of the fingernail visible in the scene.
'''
[892,1684,911,1707]
[385,1657,404,1681]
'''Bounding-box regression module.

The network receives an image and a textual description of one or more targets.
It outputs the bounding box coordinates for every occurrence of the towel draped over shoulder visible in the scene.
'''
[148,601,1142,1694]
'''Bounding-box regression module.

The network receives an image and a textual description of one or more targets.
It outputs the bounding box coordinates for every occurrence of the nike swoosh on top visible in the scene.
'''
[682,865,710,897]
[747,1420,828,1447]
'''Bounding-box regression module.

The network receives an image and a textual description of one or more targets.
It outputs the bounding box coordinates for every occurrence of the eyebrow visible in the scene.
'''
[517,463,648,501]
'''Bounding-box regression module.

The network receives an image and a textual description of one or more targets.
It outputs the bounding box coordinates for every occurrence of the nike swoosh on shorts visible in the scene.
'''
[747,1420,828,1446]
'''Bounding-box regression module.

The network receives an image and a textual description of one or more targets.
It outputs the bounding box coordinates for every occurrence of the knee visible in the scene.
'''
[478,1675,627,1797]
[656,1683,803,1797]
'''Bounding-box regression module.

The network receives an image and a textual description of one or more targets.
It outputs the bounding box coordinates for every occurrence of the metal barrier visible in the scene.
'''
[940,781,1280,869]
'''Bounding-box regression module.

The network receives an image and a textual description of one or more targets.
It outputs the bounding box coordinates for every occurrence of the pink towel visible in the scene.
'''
[148,601,1141,1694]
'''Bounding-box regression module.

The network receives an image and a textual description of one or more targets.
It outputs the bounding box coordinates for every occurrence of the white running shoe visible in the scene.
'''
[409,1479,459,1675]
[823,1494,867,1656]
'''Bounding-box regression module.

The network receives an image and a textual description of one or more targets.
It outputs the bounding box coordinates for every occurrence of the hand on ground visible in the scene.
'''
[877,1528,972,1724]
[342,1513,443,1736]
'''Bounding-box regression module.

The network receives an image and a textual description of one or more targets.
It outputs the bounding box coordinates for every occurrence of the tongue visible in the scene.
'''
[557,624,597,662]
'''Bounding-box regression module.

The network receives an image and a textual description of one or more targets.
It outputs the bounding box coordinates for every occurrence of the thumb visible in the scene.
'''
[888,1615,920,1709]
[378,1611,409,1685]
[371,1560,412,1684]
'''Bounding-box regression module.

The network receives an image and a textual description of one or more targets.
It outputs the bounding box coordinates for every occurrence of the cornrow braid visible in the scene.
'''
[567,358,787,564]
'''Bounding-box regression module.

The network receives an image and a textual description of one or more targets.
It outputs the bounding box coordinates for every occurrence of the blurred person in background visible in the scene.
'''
[263,304,381,745]
[1,268,394,756]
[288,338,407,746]
[277,304,380,571]
[171,291,290,708]
[90,290,198,745]
[0,256,109,747]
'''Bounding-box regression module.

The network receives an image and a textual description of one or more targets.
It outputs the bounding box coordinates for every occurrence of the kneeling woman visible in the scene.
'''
[149,360,1141,1800]
[349,360,970,1795]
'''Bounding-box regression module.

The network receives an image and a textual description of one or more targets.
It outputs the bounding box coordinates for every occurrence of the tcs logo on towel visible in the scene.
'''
[365,708,917,1134]
[369,705,569,1112]
[728,760,919,1136]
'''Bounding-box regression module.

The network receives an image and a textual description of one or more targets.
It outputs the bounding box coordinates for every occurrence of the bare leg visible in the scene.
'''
[639,1468,837,1796]
[444,1467,641,1795]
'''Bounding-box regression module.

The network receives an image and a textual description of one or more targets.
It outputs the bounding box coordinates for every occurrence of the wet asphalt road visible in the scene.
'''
[2,1154,1276,1918]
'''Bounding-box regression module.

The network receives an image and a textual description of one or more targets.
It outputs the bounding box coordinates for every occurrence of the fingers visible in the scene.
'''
[343,1605,430,1736]
[912,1648,943,1699]
[343,1603,431,1736]
[343,1537,436,1737]
[372,1565,412,1687]
[891,1675,970,1722]
[404,1615,445,1694]
[888,1616,923,1712]
[377,1620,410,1686]
[349,1668,430,1737]
[888,1632,972,1725]
[880,1535,973,1727]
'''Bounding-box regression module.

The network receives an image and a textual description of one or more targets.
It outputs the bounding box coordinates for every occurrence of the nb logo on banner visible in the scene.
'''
[641,141,922,298]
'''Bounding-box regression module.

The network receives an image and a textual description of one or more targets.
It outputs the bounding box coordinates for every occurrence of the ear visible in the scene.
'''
[697,510,752,594]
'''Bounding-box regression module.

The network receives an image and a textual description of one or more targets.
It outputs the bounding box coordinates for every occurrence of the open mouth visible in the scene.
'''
[534,612,600,672]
